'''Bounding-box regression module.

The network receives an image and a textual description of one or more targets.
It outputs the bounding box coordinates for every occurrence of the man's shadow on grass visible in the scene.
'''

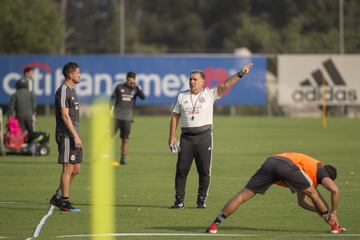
[0,159,53,164]
[0,200,50,211]
[150,225,321,234]
[76,202,170,209]
[0,201,174,210]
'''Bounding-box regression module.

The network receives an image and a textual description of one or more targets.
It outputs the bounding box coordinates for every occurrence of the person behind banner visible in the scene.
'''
[9,77,36,141]
[19,67,35,91]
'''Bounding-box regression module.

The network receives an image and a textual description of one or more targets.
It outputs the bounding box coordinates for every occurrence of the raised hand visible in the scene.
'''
[240,63,253,76]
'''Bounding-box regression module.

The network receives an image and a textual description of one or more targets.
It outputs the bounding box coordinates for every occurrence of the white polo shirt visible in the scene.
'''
[172,87,220,128]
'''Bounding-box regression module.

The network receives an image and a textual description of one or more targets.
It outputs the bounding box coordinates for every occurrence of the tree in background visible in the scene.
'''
[0,0,64,54]
[117,0,359,54]
[63,0,115,53]
[0,0,359,54]
[105,0,207,53]
[344,0,360,53]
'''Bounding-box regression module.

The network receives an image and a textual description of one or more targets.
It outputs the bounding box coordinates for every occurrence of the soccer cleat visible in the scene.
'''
[120,160,127,165]
[112,161,120,167]
[331,223,346,234]
[52,198,81,212]
[50,194,61,207]
[59,201,81,212]
[197,201,206,209]
[171,201,184,209]
[197,196,206,208]
[207,223,218,234]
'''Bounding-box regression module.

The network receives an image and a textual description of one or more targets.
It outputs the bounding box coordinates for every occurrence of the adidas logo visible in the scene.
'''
[292,59,357,103]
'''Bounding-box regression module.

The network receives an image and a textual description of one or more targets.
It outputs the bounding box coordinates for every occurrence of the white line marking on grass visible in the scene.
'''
[0,237,9,239]
[0,201,46,204]
[57,233,259,238]
[284,233,360,237]
[27,205,55,239]
[56,232,360,238]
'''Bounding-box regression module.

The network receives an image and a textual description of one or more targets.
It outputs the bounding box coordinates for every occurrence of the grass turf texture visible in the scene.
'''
[0,116,359,239]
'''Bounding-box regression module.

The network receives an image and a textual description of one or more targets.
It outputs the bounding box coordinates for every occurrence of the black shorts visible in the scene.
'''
[113,119,131,139]
[245,157,312,194]
[56,133,82,164]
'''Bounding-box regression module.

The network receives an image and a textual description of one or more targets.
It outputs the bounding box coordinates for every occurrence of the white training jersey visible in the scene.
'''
[172,87,221,128]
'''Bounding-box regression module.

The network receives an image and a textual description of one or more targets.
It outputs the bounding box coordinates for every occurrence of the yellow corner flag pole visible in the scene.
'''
[91,100,115,239]
[321,75,327,128]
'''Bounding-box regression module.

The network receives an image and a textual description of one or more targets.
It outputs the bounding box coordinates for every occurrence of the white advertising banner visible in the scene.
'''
[278,55,360,106]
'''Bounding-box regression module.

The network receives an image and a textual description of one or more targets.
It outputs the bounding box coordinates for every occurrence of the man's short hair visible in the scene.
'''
[23,67,34,75]
[63,62,79,79]
[325,165,337,180]
[127,71,136,79]
[190,69,205,80]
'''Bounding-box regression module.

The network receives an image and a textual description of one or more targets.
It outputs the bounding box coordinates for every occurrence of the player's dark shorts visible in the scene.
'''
[245,156,312,194]
[113,119,131,139]
[56,132,82,164]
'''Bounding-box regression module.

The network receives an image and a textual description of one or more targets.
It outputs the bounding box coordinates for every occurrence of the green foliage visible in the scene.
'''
[0,0,63,54]
[344,0,360,53]
[281,16,340,53]
[224,14,282,53]
[1,0,360,54]
[66,0,115,54]
[113,0,360,54]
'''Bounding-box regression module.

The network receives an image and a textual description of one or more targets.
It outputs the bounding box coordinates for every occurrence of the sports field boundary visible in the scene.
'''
[25,205,55,240]
[56,232,360,238]
[57,233,259,238]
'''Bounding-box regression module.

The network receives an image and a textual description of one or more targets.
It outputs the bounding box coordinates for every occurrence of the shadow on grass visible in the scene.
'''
[0,200,48,204]
[0,200,173,210]
[150,225,321,234]
[0,205,50,211]
[0,200,54,211]
[0,159,53,165]
[75,202,170,209]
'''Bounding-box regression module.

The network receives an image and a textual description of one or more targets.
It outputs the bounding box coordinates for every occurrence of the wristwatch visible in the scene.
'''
[237,72,243,78]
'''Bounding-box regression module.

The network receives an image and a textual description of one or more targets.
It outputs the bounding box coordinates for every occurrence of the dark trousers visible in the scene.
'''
[175,131,212,202]
[18,115,33,139]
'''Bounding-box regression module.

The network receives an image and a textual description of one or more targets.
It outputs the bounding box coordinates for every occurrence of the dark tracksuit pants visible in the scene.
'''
[175,130,212,202]
[18,114,34,139]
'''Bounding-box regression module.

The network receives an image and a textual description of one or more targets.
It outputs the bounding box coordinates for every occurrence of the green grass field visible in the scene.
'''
[1,116,360,239]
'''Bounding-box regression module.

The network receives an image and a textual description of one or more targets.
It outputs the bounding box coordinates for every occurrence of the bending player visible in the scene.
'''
[207,152,346,234]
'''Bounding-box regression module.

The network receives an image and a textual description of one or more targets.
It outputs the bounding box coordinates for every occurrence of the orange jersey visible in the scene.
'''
[274,152,322,187]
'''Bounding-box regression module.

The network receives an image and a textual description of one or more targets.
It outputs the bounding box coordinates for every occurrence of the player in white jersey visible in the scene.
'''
[169,63,253,209]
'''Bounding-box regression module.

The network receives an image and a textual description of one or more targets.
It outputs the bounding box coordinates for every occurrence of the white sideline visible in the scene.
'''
[57,233,259,238]
[26,205,55,239]
[56,232,360,238]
